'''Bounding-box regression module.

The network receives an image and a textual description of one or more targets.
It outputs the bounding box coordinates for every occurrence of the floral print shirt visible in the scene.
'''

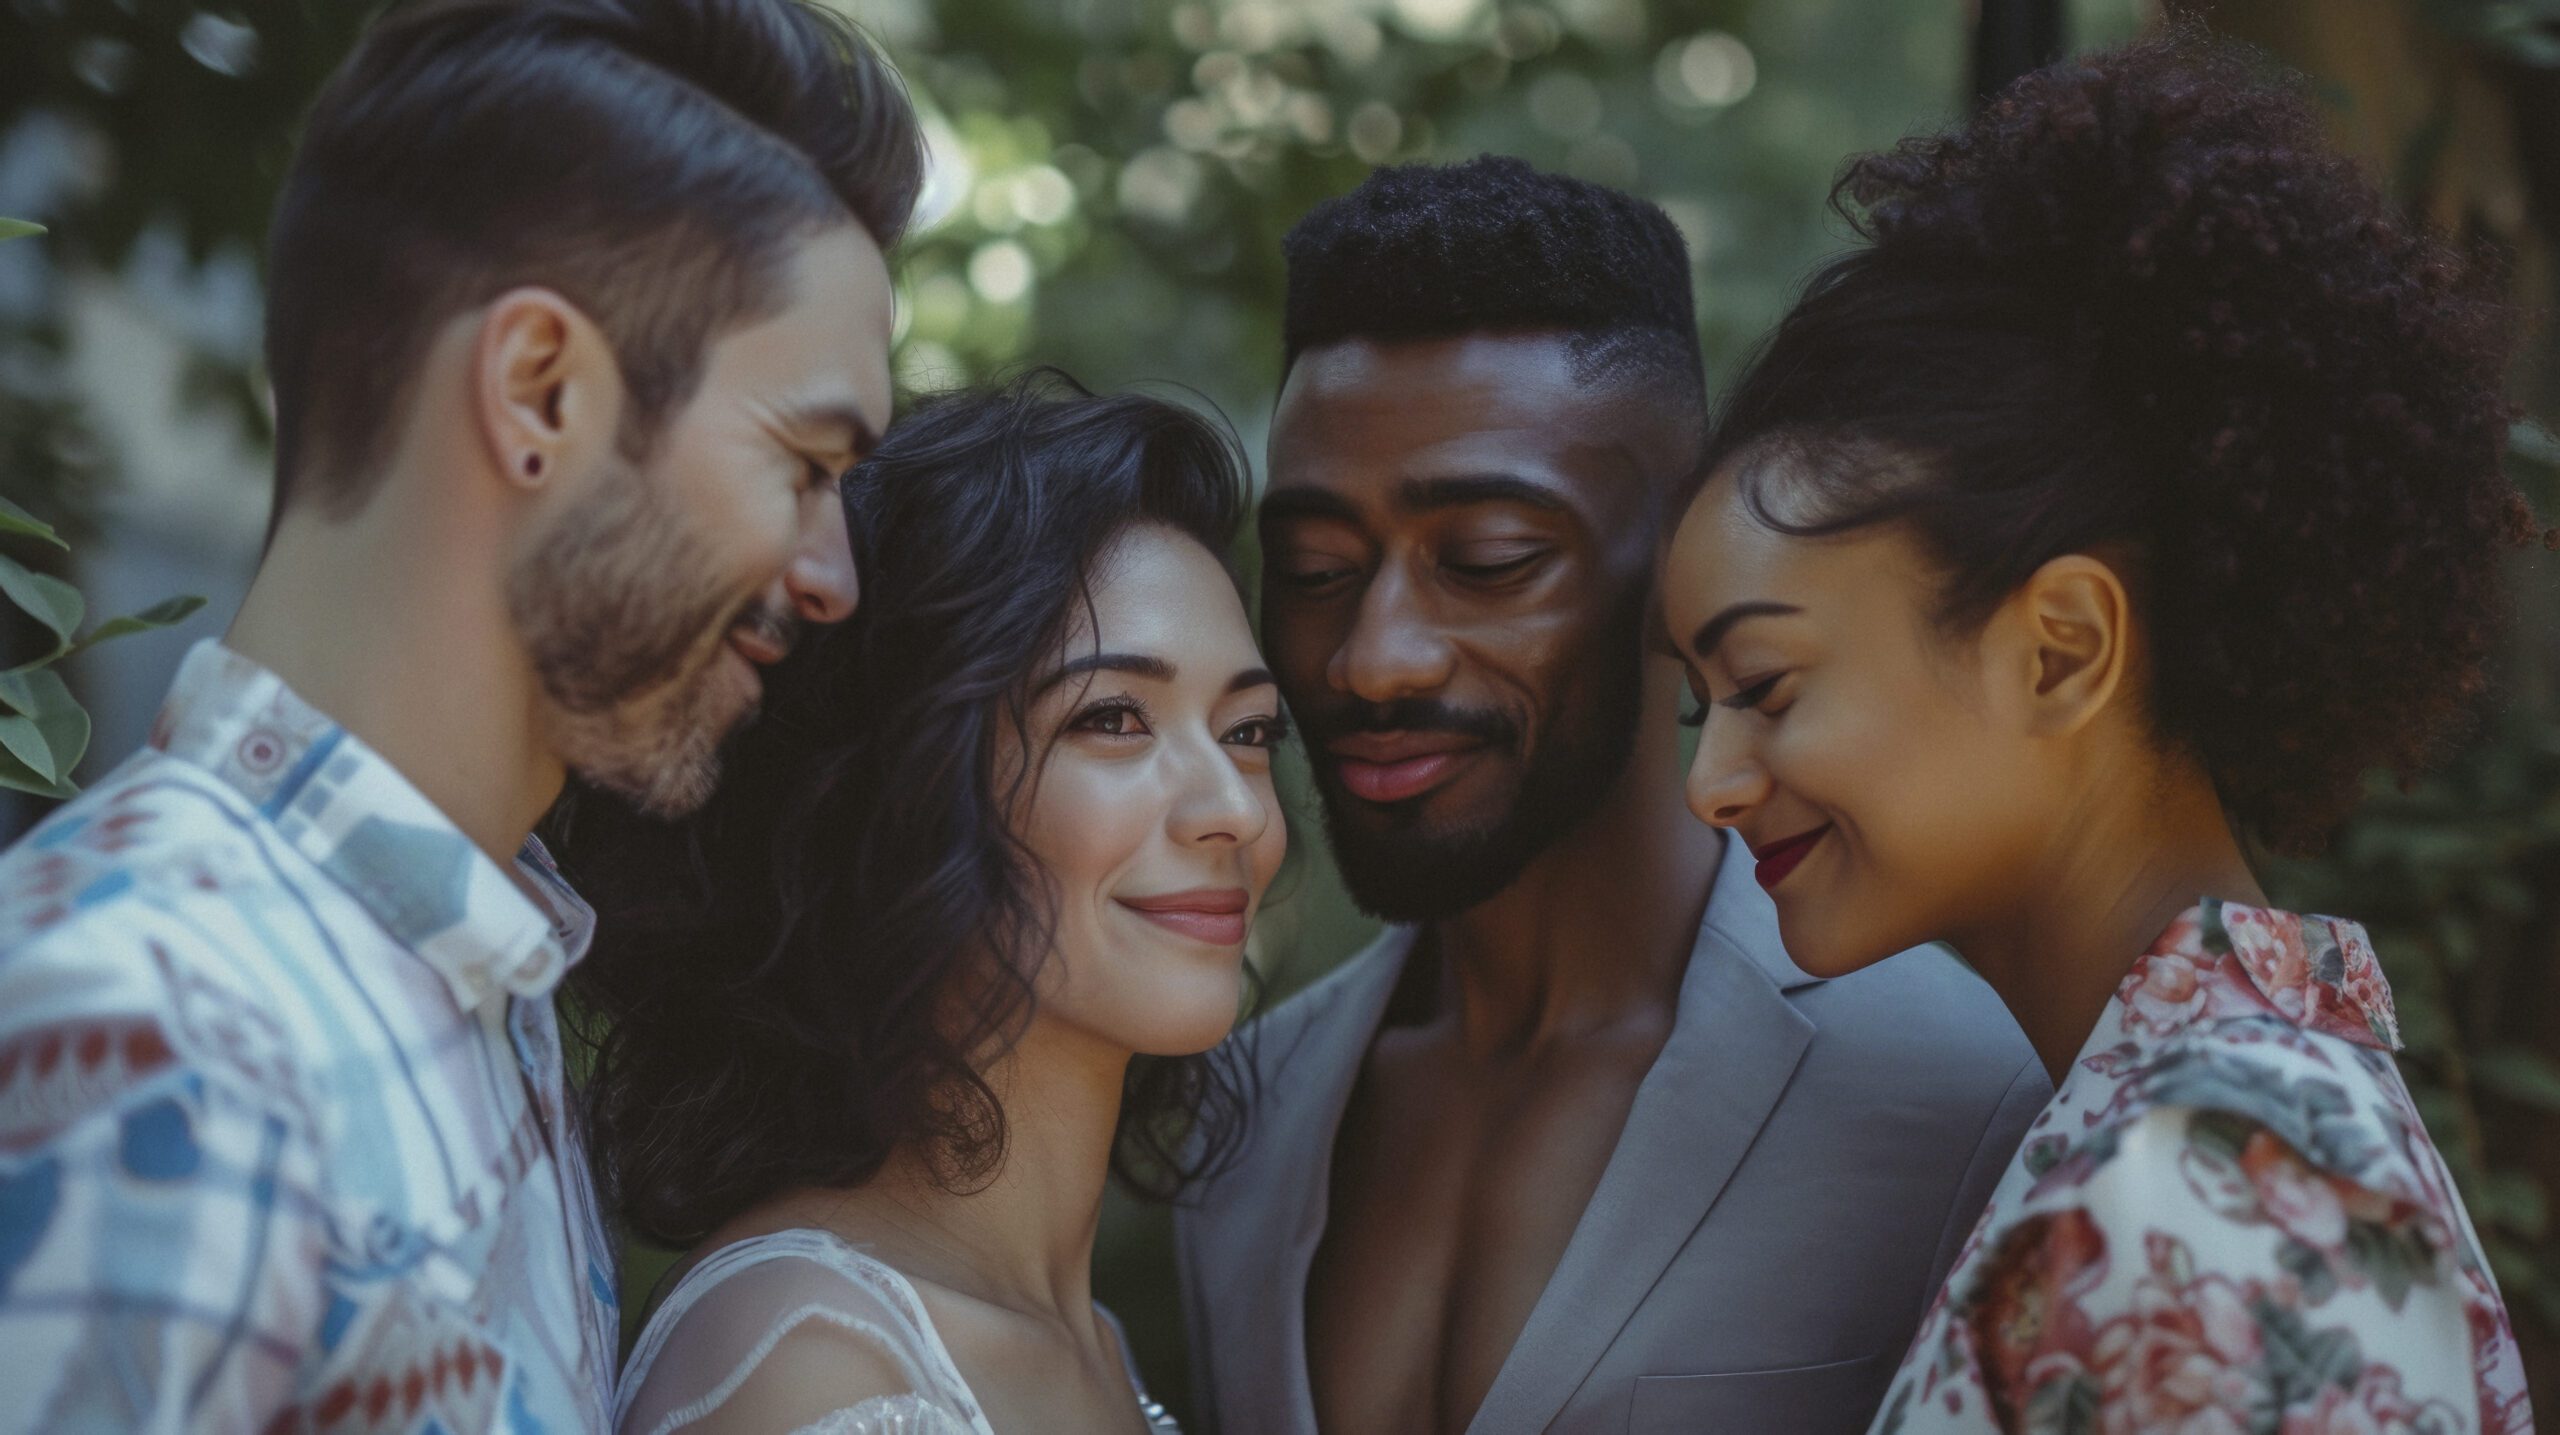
[1872,900,2533,1435]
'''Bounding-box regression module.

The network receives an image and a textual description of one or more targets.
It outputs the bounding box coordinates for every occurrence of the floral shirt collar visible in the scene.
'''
[147,640,591,1010]
[2118,897,2402,1055]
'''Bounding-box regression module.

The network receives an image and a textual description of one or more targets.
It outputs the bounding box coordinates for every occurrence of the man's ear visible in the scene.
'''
[471,287,622,493]
[1999,553,2131,738]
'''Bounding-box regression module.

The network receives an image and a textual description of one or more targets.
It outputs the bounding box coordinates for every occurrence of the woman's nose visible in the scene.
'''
[1686,726,1773,829]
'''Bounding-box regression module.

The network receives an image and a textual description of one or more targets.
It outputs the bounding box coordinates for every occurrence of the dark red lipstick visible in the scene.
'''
[1751,826,1831,891]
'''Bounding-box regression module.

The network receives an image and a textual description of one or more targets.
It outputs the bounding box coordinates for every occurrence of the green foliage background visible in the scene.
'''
[2,0,2553,1422]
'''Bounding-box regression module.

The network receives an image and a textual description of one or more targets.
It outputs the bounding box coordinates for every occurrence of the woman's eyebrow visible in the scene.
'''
[1227,666,1275,695]
[1034,652,1175,696]
[1690,601,1803,661]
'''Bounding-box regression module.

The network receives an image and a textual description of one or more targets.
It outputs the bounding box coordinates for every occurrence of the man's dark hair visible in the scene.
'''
[1280,154,1703,414]
[264,0,923,517]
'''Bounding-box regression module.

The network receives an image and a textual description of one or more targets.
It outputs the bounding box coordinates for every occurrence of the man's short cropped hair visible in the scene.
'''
[1280,154,1703,411]
[264,0,924,515]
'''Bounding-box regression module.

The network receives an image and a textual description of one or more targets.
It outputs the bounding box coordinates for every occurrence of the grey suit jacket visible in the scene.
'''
[1174,833,2049,1435]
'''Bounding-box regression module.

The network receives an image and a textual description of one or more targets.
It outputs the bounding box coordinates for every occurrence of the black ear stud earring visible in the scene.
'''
[524,453,544,477]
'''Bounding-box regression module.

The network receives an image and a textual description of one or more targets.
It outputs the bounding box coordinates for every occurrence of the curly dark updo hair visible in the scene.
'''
[1688,30,2542,851]
[558,370,1255,1247]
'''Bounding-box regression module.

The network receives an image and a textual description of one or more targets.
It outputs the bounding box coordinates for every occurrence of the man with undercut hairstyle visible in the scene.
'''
[1175,156,2049,1435]
[0,1,917,1429]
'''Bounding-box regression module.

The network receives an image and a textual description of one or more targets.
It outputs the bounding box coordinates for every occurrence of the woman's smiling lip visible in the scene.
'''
[1750,825,1832,891]
[1324,731,1488,805]
[1117,888,1252,946]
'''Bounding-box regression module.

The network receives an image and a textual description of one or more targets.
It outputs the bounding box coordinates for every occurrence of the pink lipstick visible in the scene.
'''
[1117,888,1251,947]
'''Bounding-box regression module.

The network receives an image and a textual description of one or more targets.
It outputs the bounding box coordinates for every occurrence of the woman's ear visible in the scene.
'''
[471,286,622,494]
[2004,553,2131,738]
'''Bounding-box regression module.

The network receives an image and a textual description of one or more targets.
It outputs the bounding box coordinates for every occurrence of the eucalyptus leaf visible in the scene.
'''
[0,745,74,800]
[4,667,88,789]
[0,218,41,243]
[0,552,82,646]
[0,493,66,549]
[67,594,208,655]
[0,711,56,784]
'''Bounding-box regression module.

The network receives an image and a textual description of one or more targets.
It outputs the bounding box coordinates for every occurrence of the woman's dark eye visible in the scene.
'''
[1226,714,1292,749]
[1072,701,1151,737]
[1719,674,1784,712]
[802,457,837,492]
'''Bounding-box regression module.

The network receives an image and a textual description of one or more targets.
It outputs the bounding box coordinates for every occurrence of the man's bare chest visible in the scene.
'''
[1305,1041,1658,1432]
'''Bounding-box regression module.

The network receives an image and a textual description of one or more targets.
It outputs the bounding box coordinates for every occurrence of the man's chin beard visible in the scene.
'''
[552,661,757,820]
[1316,747,1626,925]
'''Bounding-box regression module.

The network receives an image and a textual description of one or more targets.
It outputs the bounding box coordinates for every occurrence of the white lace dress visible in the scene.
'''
[613,1228,1181,1435]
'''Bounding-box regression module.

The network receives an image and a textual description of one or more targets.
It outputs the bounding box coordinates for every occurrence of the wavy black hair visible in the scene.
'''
[1687,29,2543,851]
[558,370,1255,1246]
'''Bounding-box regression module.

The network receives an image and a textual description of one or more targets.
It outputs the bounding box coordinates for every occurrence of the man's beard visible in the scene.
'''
[508,462,793,819]
[1306,597,1647,925]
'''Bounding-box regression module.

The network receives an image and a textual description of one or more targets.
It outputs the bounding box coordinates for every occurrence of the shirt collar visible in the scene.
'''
[2137,896,2403,1052]
[149,640,594,1010]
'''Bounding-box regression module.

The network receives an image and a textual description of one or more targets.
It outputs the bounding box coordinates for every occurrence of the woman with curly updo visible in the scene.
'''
[1660,33,2541,1435]
[563,374,1285,1434]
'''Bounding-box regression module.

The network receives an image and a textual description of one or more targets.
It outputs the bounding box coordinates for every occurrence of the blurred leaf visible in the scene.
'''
[0,712,55,784]
[2475,1047,2560,1113]
[0,746,75,800]
[0,668,89,791]
[66,594,207,657]
[0,219,41,242]
[0,553,83,648]
[0,494,66,550]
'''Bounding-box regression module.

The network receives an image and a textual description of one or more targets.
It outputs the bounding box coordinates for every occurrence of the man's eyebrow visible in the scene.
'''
[1394,474,1571,513]
[1036,652,1176,695]
[779,399,882,459]
[1259,487,1360,525]
[1689,601,1804,661]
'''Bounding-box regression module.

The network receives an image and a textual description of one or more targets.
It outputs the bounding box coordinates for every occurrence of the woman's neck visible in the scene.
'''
[766,1013,1132,1327]
[1952,756,2267,1084]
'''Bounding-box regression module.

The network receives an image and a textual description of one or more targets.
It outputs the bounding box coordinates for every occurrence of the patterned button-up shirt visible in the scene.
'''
[0,641,617,1433]
[1873,899,2533,1435]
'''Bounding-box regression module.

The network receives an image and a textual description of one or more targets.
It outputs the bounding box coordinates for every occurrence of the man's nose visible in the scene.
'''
[786,494,861,626]
[1328,564,1456,703]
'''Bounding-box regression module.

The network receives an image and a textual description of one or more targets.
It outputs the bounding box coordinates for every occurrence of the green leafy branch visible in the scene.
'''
[0,221,206,799]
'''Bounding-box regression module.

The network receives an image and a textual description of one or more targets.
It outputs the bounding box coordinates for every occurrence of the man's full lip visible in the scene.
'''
[1321,729,1494,806]
[726,626,792,667]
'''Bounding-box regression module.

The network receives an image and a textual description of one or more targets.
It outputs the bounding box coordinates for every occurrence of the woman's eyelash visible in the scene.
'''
[1230,712,1293,748]
[1719,674,1783,711]
[1678,701,1708,729]
[1070,695,1152,734]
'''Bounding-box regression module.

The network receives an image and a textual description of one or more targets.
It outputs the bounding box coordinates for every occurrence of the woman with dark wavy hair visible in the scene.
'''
[1659,33,2541,1435]
[564,372,1284,1434]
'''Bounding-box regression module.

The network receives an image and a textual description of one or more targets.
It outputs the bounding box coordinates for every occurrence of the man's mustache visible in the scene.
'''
[730,599,801,664]
[1299,697,1516,747]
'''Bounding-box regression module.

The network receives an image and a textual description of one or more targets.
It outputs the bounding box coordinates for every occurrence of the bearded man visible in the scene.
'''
[1175,157,2049,1435]
[0,2,917,1429]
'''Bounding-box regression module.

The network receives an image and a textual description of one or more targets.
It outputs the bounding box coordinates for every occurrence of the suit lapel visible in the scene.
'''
[1468,834,1819,1435]
[1218,927,1414,1431]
